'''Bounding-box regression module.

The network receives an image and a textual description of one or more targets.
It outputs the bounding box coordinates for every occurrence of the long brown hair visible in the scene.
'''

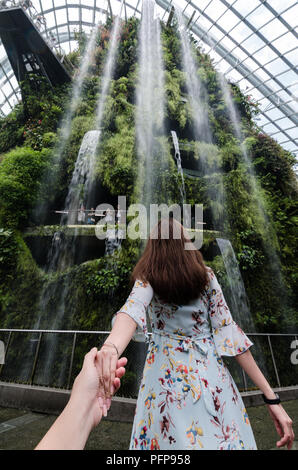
[132,218,209,305]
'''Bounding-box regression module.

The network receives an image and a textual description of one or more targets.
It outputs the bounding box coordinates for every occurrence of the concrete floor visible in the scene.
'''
[0,400,297,450]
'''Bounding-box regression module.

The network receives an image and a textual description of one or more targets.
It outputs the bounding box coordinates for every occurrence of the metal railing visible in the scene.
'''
[0,329,297,396]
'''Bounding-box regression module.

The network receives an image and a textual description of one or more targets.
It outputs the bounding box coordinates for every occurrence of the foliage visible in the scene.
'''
[0,147,51,228]
[0,105,25,153]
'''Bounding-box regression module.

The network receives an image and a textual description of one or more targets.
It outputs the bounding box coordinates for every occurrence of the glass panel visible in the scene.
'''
[234,0,260,17]
[82,0,95,7]
[57,8,67,24]
[266,57,291,75]
[281,4,298,29]
[266,107,286,120]
[269,0,296,14]
[229,22,252,43]
[68,5,80,22]
[261,18,288,41]
[218,9,240,31]
[248,4,275,29]
[45,11,56,28]
[286,127,298,139]
[205,0,228,19]
[82,7,93,24]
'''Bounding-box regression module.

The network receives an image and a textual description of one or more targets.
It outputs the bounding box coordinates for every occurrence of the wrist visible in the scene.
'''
[67,393,97,432]
[262,392,281,405]
[262,388,277,400]
[102,341,119,357]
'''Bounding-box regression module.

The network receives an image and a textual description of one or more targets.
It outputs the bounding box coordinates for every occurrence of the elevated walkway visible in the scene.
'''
[23,225,224,239]
[0,7,71,87]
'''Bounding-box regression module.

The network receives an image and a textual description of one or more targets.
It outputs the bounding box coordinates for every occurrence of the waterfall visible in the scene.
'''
[45,13,123,272]
[135,0,168,212]
[175,10,212,147]
[45,130,101,272]
[62,130,101,226]
[175,9,225,230]
[217,73,288,306]
[85,12,123,209]
[171,130,186,205]
[33,25,99,223]
[21,15,123,387]
[216,238,255,331]
[216,237,267,379]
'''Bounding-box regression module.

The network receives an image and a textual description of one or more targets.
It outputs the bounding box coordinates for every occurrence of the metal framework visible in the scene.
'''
[0,0,297,157]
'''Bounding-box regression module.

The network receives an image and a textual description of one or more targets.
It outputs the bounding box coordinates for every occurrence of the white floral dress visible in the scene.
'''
[116,269,257,450]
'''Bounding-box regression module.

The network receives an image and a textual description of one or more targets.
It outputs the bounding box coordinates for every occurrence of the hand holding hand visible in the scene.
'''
[71,347,127,428]
[96,342,120,415]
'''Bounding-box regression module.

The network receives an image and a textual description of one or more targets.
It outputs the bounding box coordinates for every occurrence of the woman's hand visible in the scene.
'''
[72,347,126,428]
[96,343,119,414]
[267,404,295,450]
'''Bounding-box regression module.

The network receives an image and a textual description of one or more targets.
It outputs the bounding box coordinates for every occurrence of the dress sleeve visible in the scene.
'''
[115,279,153,341]
[207,269,253,357]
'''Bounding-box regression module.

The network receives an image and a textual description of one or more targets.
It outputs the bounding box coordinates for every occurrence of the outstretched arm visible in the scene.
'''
[235,349,294,450]
[35,348,127,450]
[97,279,153,402]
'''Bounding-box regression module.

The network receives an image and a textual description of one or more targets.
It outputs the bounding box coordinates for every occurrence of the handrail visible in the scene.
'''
[0,328,297,393]
[0,328,297,336]
[0,328,109,334]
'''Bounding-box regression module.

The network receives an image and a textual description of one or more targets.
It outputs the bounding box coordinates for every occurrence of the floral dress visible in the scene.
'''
[116,269,257,450]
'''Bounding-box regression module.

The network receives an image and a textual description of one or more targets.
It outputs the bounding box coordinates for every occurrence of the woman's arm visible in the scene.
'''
[235,349,294,449]
[104,312,137,357]
[98,280,153,401]
[97,312,137,400]
[235,349,276,399]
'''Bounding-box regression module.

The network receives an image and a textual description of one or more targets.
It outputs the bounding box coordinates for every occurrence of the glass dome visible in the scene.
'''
[0,0,297,158]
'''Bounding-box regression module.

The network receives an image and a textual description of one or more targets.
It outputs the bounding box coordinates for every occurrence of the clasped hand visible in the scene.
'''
[96,343,121,417]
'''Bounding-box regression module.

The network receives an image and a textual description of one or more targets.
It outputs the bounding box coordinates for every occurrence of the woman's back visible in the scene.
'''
[118,269,252,357]
[116,268,256,450]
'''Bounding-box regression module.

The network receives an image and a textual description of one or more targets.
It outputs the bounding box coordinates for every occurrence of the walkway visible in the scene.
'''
[0,400,297,450]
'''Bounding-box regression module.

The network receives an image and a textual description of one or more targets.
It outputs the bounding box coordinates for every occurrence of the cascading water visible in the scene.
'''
[46,130,101,273]
[20,14,124,386]
[77,7,124,212]
[217,73,288,308]
[63,131,102,226]
[135,0,169,214]
[216,238,255,331]
[34,25,99,223]
[176,10,212,147]
[44,13,123,273]
[216,238,267,379]
[175,9,225,230]
[171,130,186,206]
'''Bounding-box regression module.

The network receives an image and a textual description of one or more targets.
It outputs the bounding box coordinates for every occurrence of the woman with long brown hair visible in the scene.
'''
[97,218,294,450]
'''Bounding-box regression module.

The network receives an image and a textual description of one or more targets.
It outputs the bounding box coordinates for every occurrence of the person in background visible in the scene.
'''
[87,208,96,225]
[35,348,127,450]
[77,205,85,225]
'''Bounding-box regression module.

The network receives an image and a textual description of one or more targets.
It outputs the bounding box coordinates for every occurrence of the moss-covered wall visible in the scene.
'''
[0,16,297,344]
